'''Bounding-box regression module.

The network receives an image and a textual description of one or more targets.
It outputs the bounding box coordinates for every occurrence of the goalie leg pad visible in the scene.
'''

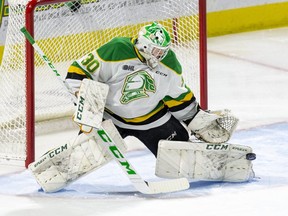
[29,120,126,193]
[155,140,255,182]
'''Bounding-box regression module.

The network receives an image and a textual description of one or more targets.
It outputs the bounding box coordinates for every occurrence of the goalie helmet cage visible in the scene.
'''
[0,0,207,168]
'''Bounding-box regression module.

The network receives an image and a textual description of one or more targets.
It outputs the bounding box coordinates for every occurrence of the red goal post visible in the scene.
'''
[0,0,207,167]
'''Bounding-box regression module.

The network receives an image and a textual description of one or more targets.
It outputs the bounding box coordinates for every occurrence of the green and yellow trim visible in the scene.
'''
[67,61,93,80]
[164,91,193,108]
[122,103,165,123]
[68,65,86,76]
[106,102,166,124]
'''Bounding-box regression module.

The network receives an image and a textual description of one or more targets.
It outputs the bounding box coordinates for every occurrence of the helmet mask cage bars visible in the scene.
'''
[136,22,171,68]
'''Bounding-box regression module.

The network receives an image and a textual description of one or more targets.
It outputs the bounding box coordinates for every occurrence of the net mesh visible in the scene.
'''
[0,0,203,162]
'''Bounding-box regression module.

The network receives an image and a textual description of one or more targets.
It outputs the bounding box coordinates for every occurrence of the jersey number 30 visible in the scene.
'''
[81,53,100,73]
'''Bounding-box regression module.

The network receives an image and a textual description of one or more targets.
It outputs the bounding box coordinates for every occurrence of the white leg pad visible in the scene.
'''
[155,140,256,182]
[29,120,126,192]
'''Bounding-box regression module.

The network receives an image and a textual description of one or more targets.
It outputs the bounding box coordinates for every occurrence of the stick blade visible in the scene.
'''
[132,178,190,194]
[147,178,190,194]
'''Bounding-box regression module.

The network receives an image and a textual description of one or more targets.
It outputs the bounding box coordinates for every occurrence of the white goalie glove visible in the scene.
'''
[188,109,239,143]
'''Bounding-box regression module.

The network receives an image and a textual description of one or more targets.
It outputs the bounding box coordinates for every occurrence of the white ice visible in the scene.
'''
[1,27,288,216]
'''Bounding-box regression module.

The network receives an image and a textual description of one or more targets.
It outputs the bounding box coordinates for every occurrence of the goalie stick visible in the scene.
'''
[21,27,190,194]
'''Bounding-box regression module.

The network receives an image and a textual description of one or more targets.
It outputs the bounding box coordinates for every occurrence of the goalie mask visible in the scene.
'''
[135,22,171,68]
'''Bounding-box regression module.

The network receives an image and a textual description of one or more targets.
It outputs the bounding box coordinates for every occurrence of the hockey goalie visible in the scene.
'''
[29,22,256,193]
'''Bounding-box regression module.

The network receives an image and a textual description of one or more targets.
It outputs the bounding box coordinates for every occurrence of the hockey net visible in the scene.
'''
[0,0,207,167]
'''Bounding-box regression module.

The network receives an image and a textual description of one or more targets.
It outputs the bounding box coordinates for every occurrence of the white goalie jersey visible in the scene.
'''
[66,37,198,130]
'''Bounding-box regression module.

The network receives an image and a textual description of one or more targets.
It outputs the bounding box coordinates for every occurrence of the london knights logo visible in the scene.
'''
[120,71,156,104]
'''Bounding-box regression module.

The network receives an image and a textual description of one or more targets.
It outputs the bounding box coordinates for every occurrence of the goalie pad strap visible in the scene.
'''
[155,140,255,182]
[29,120,126,192]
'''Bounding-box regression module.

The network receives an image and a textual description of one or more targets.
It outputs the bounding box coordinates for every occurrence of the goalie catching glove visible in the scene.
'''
[188,108,239,143]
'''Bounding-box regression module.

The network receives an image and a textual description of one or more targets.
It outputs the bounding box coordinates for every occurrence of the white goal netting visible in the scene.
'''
[0,0,205,164]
